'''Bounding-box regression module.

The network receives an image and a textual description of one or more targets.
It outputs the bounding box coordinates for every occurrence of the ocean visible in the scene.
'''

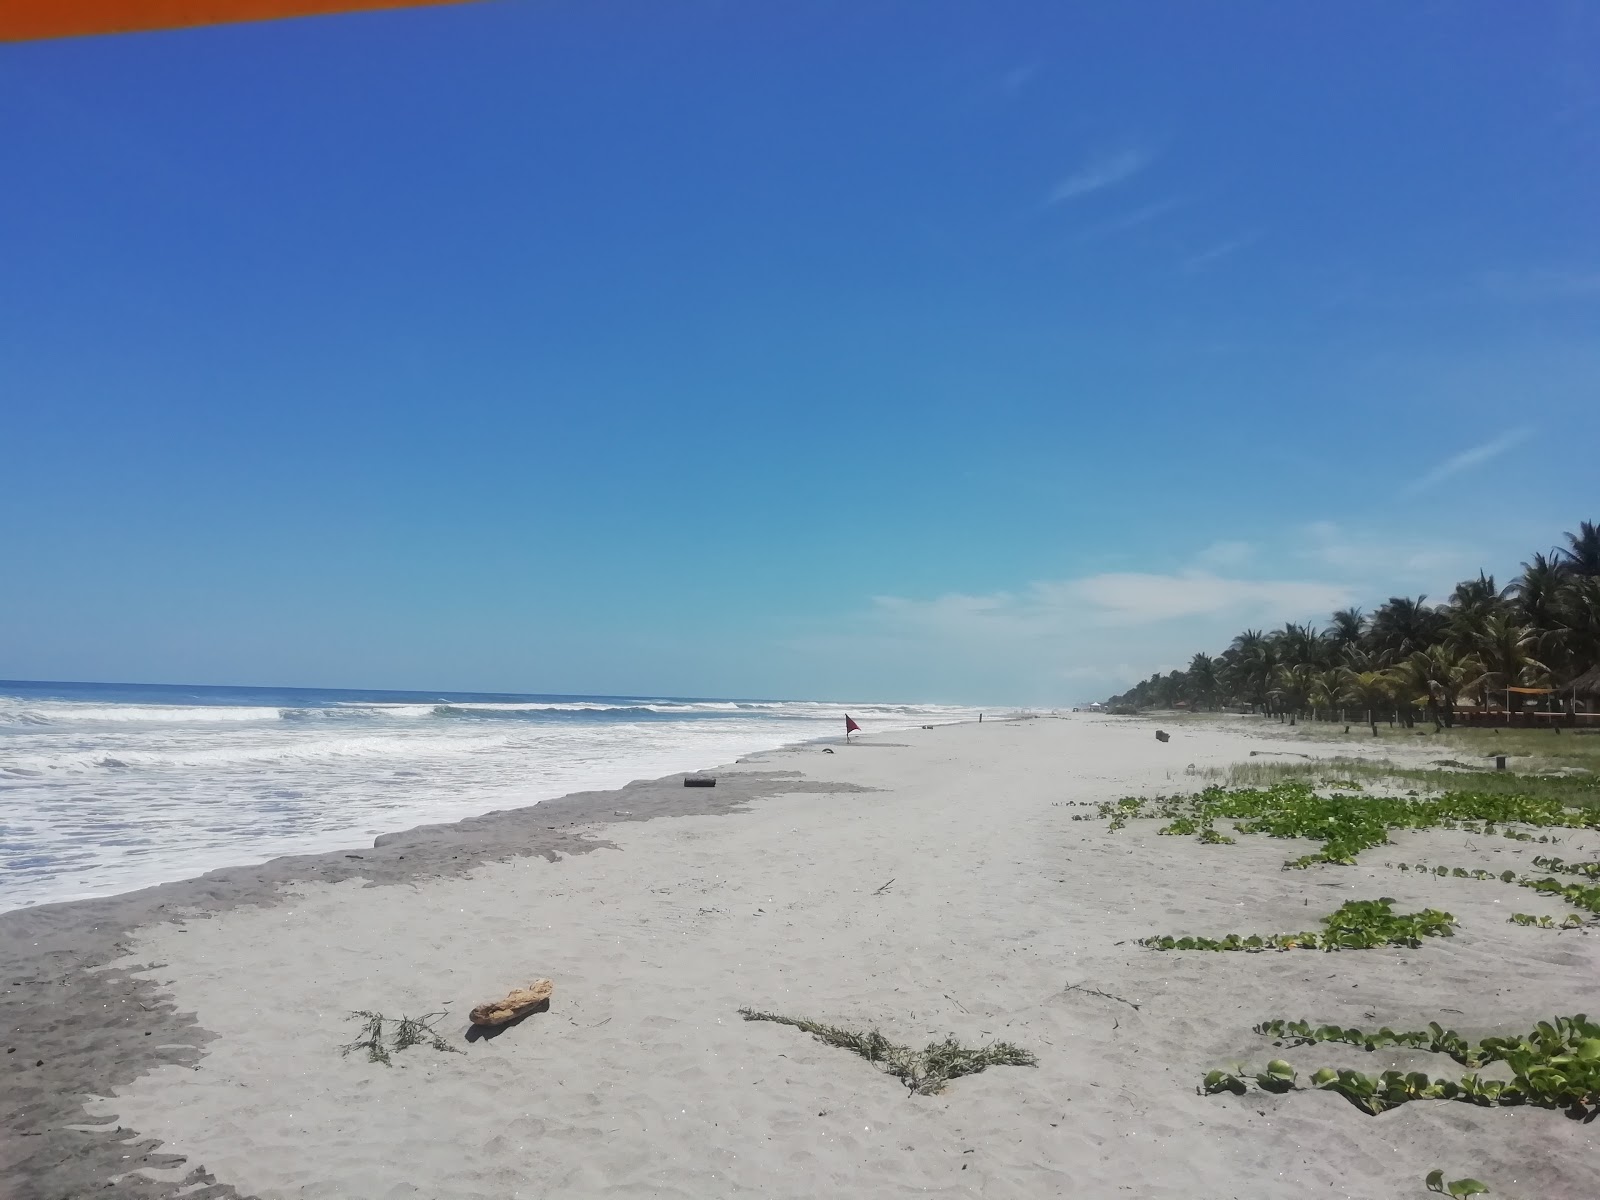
[0,679,981,912]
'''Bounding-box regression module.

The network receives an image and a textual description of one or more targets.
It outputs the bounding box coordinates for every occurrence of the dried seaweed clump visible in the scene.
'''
[738,1008,1035,1095]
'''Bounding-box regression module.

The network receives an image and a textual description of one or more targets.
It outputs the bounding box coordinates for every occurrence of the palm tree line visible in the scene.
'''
[1104,521,1600,734]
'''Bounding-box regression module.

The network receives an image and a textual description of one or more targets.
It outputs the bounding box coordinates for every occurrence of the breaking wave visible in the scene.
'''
[0,681,986,910]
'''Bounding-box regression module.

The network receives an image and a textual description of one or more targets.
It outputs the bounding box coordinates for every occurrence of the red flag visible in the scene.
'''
[844,715,861,734]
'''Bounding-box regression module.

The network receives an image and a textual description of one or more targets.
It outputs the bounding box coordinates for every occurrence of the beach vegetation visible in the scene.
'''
[1102,520,1600,758]
[1084,781,1600,869]
[1426,1172,1489,1197]
[1141,898,1456,952]
[736,1008,1035,1095]
[1197,755,1600,806]
[1204,1013,1600,1116]
[1379,858,1600,920]
[340,1010,462,1066]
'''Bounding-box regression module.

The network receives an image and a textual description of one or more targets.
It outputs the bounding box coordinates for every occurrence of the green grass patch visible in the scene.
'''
[1239,719,1600,775]
[737,1008,1036,1095]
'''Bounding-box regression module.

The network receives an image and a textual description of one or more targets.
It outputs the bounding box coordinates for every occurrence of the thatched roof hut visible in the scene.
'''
[1559,665,1600,699]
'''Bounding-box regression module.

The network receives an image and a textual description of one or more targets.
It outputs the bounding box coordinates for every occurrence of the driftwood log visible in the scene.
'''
[469,979,553,1026]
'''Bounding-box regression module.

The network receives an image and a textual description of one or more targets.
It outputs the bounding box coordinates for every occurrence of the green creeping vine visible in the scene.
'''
[1078,782,1598,869]
[1520,877,1600,914]
[1157,816,1236,844]
[1509,913,1584,928]
[1141,898,1455,952]
[1531,856,1600,879]
[1389,863,1518,882]
[1205,1014,1600,1115]
[1425,1172,1489,1197]
[1383,860,1600,920]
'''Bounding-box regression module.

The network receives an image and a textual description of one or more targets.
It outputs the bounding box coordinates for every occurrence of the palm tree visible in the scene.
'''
[1275,663,1317,723]
[1151,670,1190,709]
[1310,668,1343,723]
[1513,551,1567,630]
[1278,622,1329,668]
[1561,521,1600,577]
[1444,574,1507,669]
[1413,644,1480,728]
[1467,612,1549,716]
[1100,518,1599,716]
[1370,595,1446,659]
[1187,653,1222,710]
[1389,654,1433,729]
[1231,632,1281,715]
[1326,607,1367,656]
[1553,575,1600,680]
[1342,670,1396,737]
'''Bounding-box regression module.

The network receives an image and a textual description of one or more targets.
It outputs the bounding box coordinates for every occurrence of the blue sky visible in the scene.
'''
[3,1,1597,704]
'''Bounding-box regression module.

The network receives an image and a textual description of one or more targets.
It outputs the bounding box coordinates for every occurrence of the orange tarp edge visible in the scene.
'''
[2,1,479,41]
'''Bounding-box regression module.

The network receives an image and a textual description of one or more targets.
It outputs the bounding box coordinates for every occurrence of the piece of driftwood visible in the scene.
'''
[469,979,553,1026]
[1154,730,1170,743]
[684,775,716,787]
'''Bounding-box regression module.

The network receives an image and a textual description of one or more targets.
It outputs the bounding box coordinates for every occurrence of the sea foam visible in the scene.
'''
[0,682,980,910]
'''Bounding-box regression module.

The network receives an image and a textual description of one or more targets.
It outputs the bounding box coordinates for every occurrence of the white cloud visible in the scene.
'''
[1069,572,1355,625]
[1403,429,1535,496]
[1049,148,1151,204]
[1299,521,1475,580]
[848,568,1354,703]
[1195,540,1255,568]
[875,569,1353,635]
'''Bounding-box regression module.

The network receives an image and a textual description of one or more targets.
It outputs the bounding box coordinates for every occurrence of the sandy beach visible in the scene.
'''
[5,714,1598,1199]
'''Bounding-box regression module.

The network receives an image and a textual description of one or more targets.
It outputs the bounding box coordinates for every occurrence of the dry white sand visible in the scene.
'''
[80,716,1600,1198]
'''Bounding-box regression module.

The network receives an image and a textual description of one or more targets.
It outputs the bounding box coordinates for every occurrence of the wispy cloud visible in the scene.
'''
[1068,572,1355,626]
[1049,148,1151,204]
[1477,269,1600,303]
[1195,540,1255,568]
[1403,429,1535,496]
[1077,197,1186,241]
[874,569,1353,634]
[1002,64,1039,97]
[1300,521,1476,580]
[1184,233,1260,272]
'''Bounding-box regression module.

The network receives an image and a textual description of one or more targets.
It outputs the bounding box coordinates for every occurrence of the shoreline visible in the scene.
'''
[2,695,982,913]
[1,742,877,1200]
[7,714,1597,1199]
